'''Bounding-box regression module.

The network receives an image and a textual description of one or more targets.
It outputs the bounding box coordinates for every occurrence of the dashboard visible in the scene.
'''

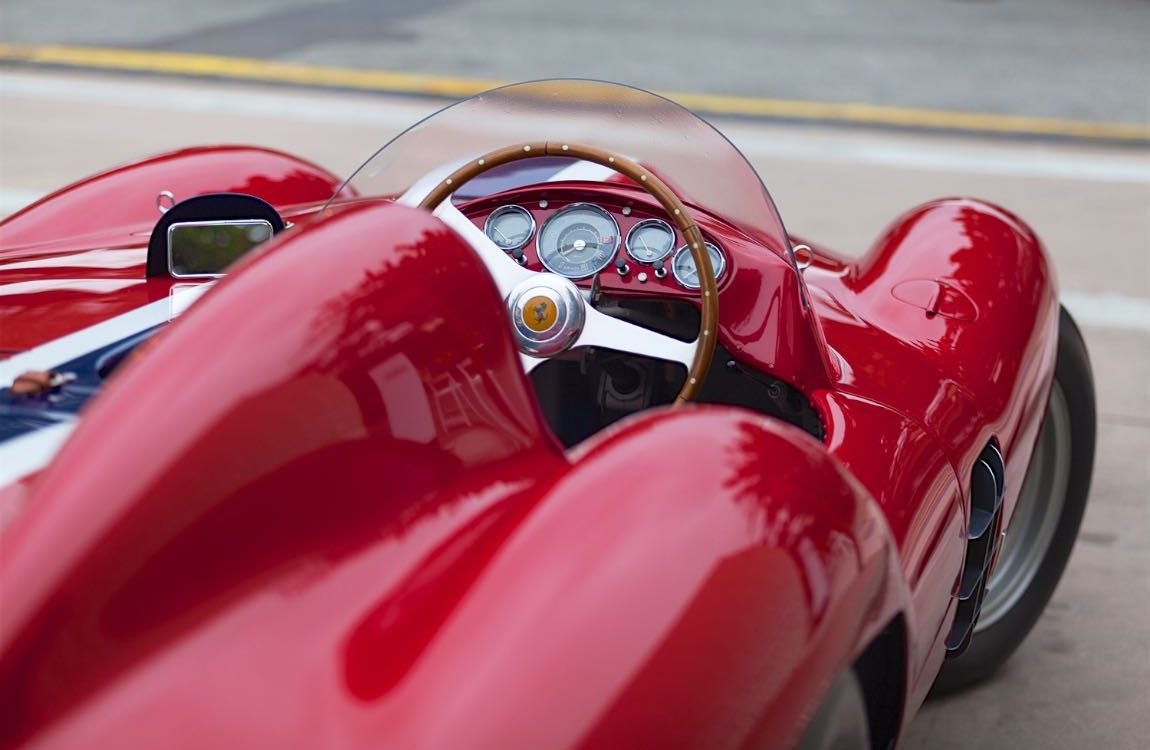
[457,184,825,448]
[464,186,730,294]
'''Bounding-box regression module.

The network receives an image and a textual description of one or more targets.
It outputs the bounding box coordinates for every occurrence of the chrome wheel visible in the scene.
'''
[978,381,1072,630]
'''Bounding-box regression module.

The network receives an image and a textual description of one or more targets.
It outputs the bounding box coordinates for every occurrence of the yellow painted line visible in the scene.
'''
[668,91,1150,142]
[1,43,1147,143]
[0,44,505,99]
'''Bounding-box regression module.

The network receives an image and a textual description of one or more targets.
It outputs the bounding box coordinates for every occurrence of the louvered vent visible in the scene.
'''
[946,442,1006,657]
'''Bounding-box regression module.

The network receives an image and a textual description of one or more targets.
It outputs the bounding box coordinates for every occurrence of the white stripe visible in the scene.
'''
[0,72,1145,185]
[1,279,141,295]
[548,161,617,183]
[1061,291,1150,333]
[0,421,76,487]
[0,247,147,271]
[0,284,211,488]
[0,287,1142,490]
[0,284,210,387]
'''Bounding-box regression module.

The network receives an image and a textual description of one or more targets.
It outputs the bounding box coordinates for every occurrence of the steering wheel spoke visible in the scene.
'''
[578,305,697,371]
[431,201,534,296]
[520,352,546,374]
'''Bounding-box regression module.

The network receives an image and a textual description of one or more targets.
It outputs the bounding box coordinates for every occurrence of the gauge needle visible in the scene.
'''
[492,226,512,244]
[560,238,593,257]
[638,237,653,258]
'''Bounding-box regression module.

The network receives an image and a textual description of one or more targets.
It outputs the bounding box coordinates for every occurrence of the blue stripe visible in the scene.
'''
[0,325,164,444]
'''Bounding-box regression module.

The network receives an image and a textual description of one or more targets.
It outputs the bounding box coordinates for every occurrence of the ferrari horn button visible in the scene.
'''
[522,295,559,333]
[508,274,585,358]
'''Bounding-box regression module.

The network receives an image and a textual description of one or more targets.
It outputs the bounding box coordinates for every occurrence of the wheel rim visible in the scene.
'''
[978,381,1072,630]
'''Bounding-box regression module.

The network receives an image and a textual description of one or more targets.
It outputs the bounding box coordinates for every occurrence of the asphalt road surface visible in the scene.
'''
[1,0,1149,125]
[1,68,1147,748]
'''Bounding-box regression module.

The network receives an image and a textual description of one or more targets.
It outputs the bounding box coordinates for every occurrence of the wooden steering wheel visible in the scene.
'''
[414,142,718,406]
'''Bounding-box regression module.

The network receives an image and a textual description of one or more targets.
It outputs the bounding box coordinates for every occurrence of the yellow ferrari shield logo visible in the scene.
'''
[522,295,558,332]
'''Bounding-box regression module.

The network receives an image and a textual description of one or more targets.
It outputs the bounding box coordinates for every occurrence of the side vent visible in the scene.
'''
[946,442,1005,657]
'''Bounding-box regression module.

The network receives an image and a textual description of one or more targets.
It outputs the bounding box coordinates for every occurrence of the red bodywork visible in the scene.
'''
[0,143,1057,748]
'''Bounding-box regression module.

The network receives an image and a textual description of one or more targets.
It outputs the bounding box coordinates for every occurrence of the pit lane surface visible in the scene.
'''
[1,71,1147,748]
[2,0,1148,127]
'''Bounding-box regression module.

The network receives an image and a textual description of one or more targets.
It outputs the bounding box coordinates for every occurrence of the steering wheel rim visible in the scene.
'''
[416,141,719,406]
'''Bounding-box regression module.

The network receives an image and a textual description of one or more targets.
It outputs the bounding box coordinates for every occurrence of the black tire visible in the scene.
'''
[932,305,1096,696]
[794,671,871,750]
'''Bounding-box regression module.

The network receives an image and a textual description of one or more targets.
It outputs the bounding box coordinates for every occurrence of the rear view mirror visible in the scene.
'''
[167,219,274,278]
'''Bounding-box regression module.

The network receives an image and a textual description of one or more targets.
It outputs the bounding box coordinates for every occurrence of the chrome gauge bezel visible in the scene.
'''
[483,204,536,251]
[671,241,727,290]
[537,203,622,279]
[624,218,676,265]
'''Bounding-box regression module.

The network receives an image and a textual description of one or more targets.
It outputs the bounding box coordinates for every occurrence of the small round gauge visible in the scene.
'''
[625,219,676,264]
[537,204,621,278]
[671,241,727,289]
[484,205,535,251]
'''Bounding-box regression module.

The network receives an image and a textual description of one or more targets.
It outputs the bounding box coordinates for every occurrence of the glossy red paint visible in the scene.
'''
[814,390,964,709]
[0,202,556,741]
[5,411,898,748]
[2,201,901,748]
[0,141,1061,748]
[459,186,1056,730]
[804,198,1058,536]
[0,146,344,354]
[802,198,1057,719]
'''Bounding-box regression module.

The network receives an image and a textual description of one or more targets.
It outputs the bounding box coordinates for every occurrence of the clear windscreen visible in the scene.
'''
[329,79,796,264]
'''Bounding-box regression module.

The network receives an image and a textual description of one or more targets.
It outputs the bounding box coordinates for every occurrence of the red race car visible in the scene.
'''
[0,80,1095,749]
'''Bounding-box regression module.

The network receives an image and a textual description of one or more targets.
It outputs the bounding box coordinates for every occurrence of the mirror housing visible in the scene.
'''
[147,193,285,278]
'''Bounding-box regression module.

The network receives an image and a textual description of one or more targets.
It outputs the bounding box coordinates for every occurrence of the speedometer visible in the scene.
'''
[537,204,620,279]
[671,241,726,289]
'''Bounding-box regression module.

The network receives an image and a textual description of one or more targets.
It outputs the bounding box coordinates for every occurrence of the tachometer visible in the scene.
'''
[484,205,535,251]
[537,204,620,278]
[625,219,675,264]
[671,241,726,289]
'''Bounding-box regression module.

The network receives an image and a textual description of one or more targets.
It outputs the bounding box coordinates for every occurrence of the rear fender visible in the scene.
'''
[808,199,1059,546]
[354,407,905,749]
[0,406,906,747]
[0,202,560,741]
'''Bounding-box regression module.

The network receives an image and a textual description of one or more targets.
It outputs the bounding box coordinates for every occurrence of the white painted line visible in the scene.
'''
[1062,291,1150,334]
[0,284,211,386]
[728,130,1150,184]
[1,72,1146,184]
[0,70,432,128]
[0,421,76,488]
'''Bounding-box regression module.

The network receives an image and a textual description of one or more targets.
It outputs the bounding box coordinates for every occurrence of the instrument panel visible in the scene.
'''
[477,196,728,291]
